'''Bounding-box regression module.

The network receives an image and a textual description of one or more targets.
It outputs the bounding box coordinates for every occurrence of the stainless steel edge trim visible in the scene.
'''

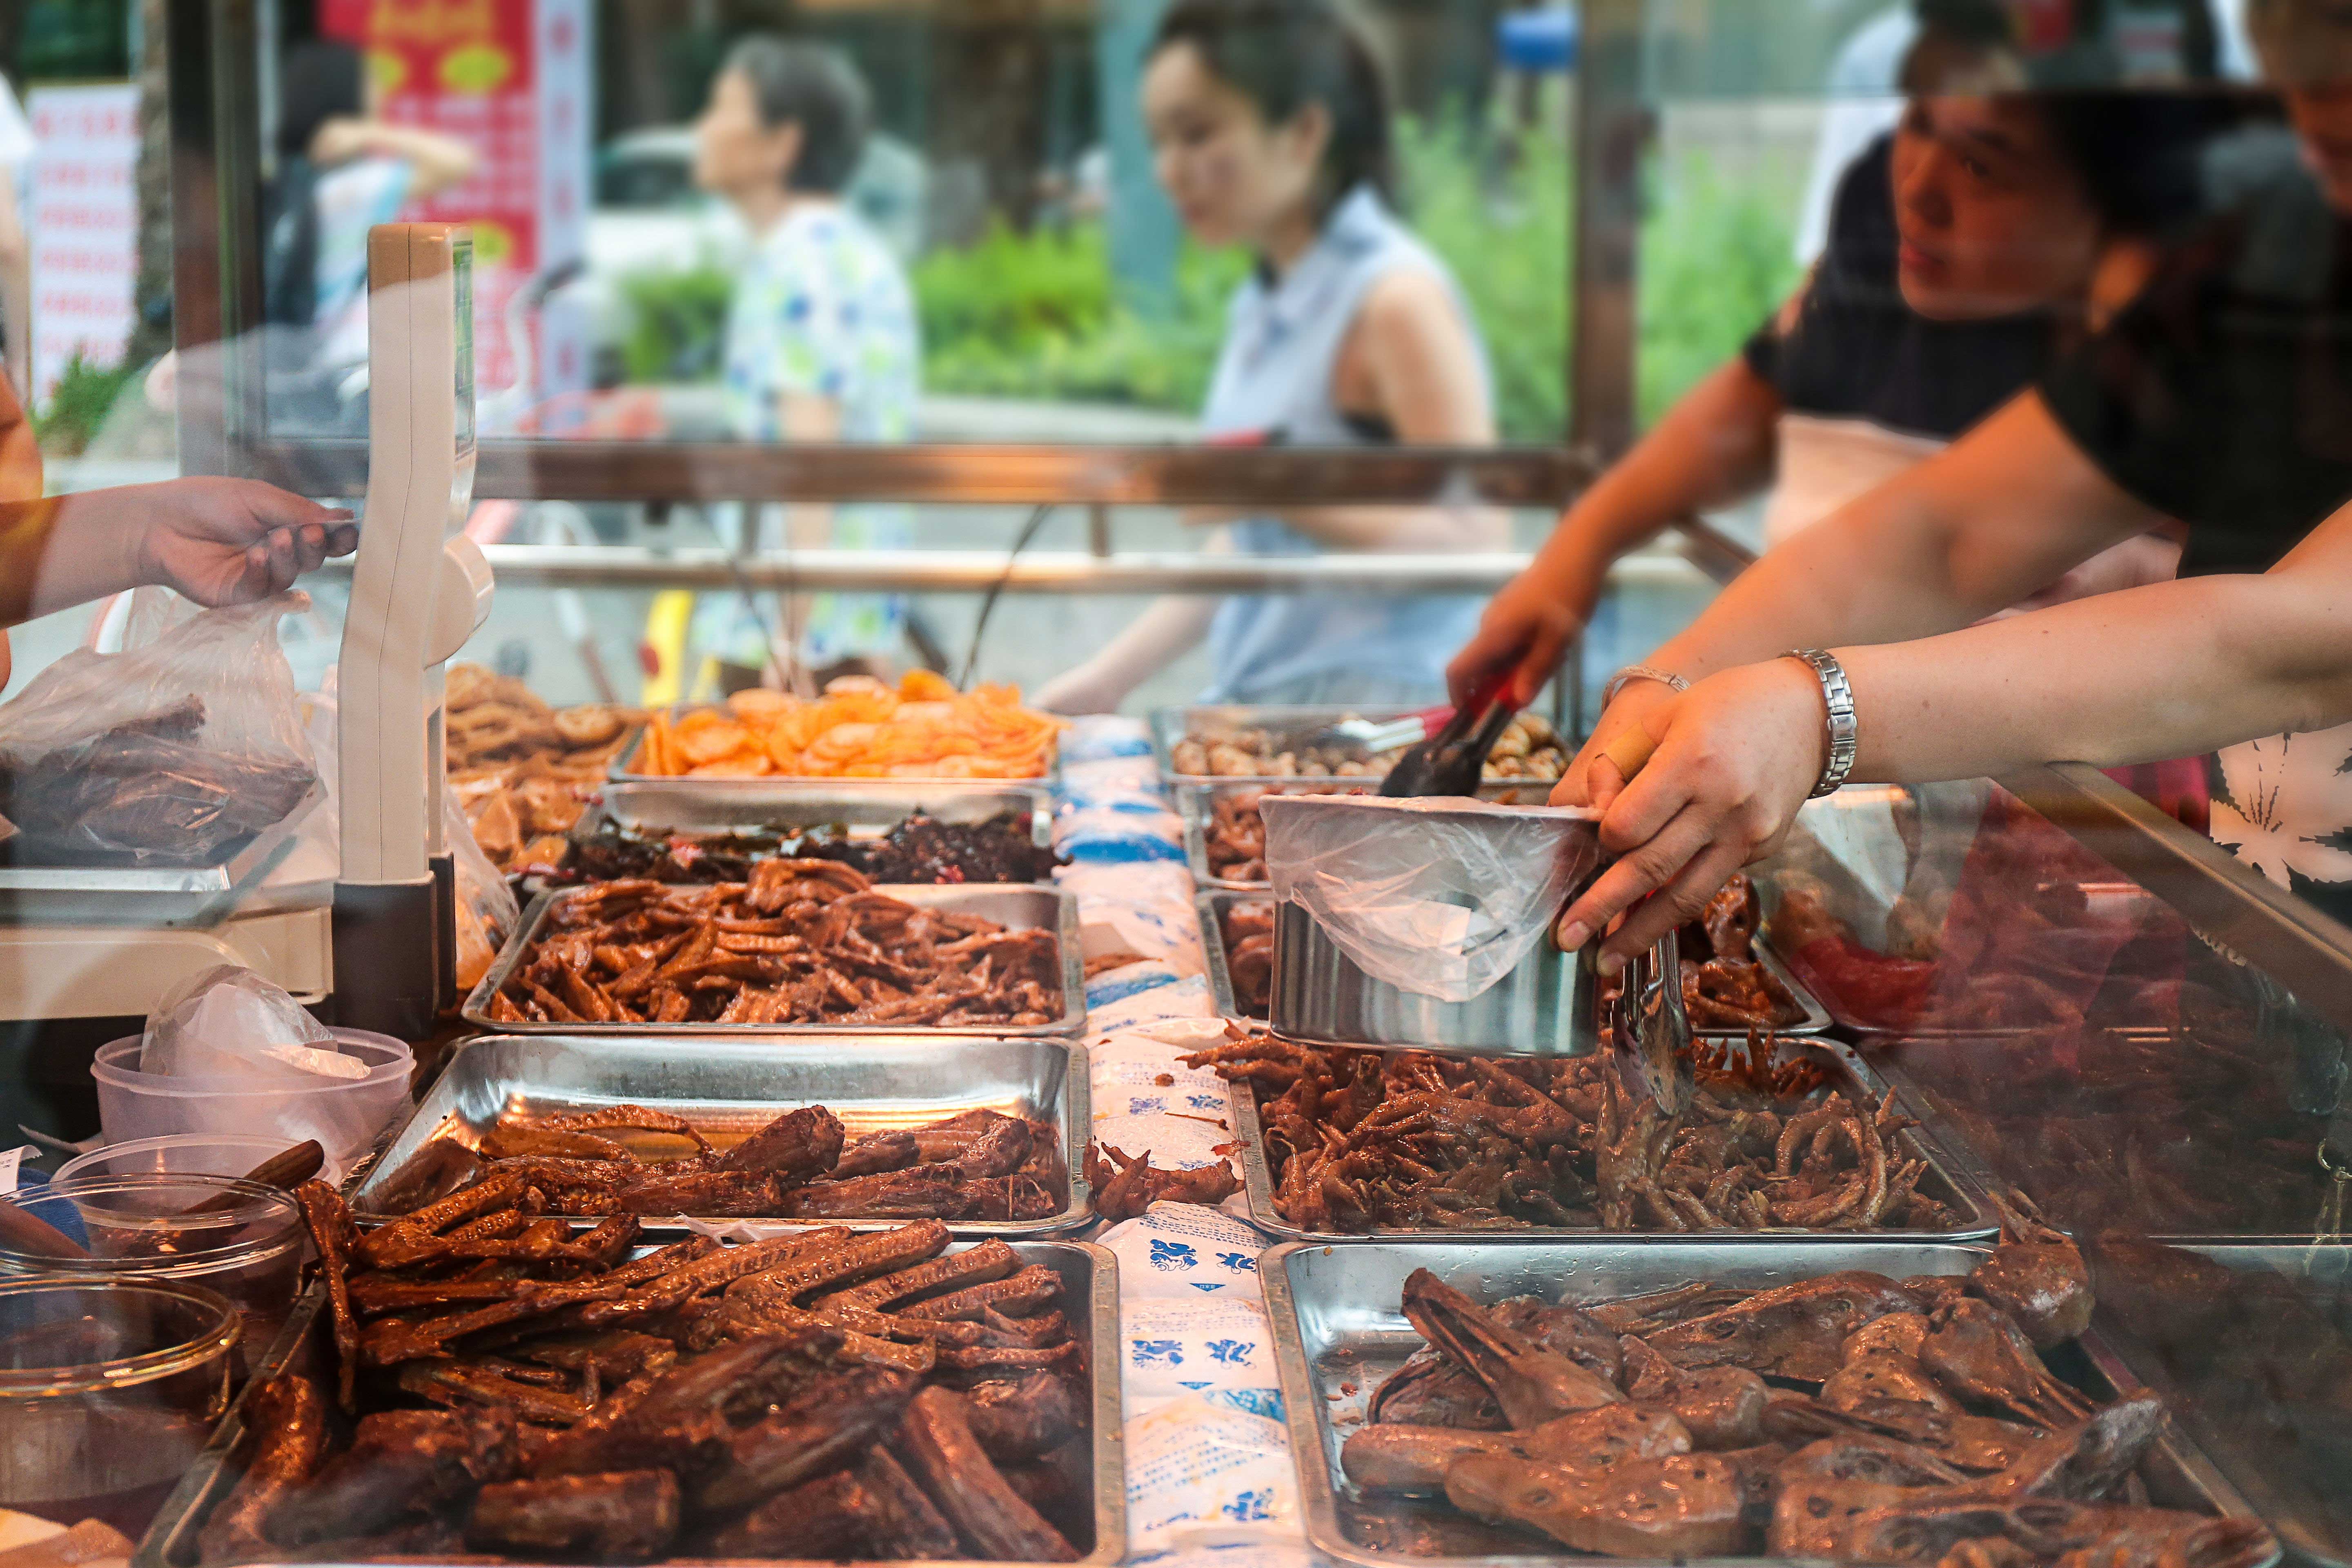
[251,437,1601,508]
[1262,1238,2271,1568]
[464,884,1085,1037]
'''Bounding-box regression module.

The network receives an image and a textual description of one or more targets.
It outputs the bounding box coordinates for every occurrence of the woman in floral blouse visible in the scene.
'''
[693,36,919,685]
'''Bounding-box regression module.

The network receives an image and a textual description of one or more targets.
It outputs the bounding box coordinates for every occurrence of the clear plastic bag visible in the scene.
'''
[139,963,355,1081]
[0,592,317,866]
[1263,793,1601,1003]
[447,782,521,991]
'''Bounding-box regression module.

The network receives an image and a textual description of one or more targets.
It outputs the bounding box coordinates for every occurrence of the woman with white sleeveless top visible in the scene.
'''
[1451,4,2236,711]
[1034,0,1505,714]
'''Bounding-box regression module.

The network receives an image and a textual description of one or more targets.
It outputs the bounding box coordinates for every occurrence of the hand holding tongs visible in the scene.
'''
[1380,677,1519,798]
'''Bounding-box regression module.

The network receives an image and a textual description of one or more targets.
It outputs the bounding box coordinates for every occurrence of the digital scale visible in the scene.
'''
[0,224,492,1079]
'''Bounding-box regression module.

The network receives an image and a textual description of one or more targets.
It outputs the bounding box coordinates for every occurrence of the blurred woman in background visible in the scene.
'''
[1036,0,1505,713]
[264,39,476,383]
[691,36,919,693]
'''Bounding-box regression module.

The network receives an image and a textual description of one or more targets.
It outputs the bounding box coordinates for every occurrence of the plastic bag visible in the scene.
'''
[1121,1294,1276,1409]
[1263,793,1601,1004]
[1124,1391,1302,1557]
[0,593,317,865]
[139,963,359,1081]
[1100,1202,1266,1301]
[447,782,521,992]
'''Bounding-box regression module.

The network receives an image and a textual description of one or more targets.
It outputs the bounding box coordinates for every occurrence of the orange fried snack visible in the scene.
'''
[634,671,1063,780]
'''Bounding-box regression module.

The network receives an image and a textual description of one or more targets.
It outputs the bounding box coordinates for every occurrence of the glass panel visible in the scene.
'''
[1753,780,2352,1559]
[235,0,1570,450]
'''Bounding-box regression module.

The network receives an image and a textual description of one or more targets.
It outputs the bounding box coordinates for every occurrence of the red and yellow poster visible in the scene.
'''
[318,0,590,421]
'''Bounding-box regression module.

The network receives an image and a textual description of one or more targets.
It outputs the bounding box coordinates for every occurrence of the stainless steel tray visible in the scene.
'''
[1266,894,1607,1057]
[1262,1238,2269,1568]
[1198,888,1832,1039]
[136,1237,1126,1568]
[595,779,1054,841]
[0,777,323,925]
[612,705,1055,791]
[1227,1031,1995,1243]
[2086,1242,2351,1568]
[350,1031,1093,1237]
[463,882,1086,1036]
[1152,705,1558,810]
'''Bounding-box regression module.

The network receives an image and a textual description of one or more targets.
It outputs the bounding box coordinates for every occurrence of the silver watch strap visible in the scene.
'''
[1602,665,1691,708]
[1786,648,1858,798]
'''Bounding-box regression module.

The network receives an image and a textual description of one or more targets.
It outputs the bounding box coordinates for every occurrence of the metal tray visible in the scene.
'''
[1226,1031,1994,1243]
[1197,889,1832,1039]
[594,779,1053,842]
[0,778,323,925]
[612,705,1055,791]
[350,1031,1093,1237]
[136,1237,1126,1568]
[1152,705,1561,811]
[463,882,1086,1036]
[1266,895,1603,1058]
[2086,1242,2351,1568]
[1262,1238,2270,1568]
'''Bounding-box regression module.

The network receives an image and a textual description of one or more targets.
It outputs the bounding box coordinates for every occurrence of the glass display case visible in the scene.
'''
[1758,765,2352,1567]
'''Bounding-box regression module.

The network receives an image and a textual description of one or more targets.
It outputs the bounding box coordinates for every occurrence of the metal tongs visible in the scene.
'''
[1381,680,1519,798]
[1605,927,1694,1117]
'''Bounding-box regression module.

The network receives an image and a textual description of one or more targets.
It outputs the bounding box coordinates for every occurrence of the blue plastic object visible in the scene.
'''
[1498,6,1577,72]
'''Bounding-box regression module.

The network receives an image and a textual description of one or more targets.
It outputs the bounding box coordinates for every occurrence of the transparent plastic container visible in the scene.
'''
[0,1176,304,1378]
[55,1134,296,1185]
[88,1027,411,1183]
[0,1277,239,1535]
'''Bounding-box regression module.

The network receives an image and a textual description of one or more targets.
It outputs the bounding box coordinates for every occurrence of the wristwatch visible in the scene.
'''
[1785,648,1858,798]
[1602,665,1690,707]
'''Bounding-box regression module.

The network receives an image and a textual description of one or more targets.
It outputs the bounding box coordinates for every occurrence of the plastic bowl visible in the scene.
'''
[55,1134,298,1185]
[0,1277,240,1535]
[0,1175,305,1379]
[89,1028,412,1183]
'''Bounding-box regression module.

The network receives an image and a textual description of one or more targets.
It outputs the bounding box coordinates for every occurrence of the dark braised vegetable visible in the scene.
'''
[564,812,1059,887]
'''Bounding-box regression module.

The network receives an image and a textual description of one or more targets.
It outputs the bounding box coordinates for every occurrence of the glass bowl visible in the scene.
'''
[0,1176,304,1376]
[55,1134,299,1185]
[0,1277,239,1534]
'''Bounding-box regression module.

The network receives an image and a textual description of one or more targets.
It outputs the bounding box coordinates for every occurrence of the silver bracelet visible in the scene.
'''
[1786,648,1858,798]
[1602,665,1690,707]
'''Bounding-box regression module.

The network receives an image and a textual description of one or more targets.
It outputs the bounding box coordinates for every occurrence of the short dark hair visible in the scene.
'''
[278,38,365,161]
[1152,0,1394,212]
[724,36,871,195]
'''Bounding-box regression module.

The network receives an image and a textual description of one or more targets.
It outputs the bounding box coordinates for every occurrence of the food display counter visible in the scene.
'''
[2,692,2343,1568]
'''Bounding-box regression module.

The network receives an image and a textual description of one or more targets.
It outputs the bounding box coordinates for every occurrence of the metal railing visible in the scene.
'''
[359,542,1709,596]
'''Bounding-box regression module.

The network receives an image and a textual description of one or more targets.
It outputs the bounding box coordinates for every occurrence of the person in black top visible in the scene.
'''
[1471,0,2352,966]
[1451,0,2228,714]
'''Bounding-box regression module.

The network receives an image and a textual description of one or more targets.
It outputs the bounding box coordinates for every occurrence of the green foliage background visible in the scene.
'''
[578,123,1803,441]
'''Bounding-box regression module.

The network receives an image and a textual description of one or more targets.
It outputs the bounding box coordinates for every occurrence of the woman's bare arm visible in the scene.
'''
[1234,269,1504,552]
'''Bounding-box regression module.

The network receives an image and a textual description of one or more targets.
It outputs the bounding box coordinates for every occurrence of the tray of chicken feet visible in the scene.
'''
[466,872,1082,1035]
[1197,873,1829,1036]
[1262,1203,2279,1568]
[142,1187,1121,1567]
[350,1034,1087,1236]
[555,780,1060,889]
[1180,1022,1992,1241]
